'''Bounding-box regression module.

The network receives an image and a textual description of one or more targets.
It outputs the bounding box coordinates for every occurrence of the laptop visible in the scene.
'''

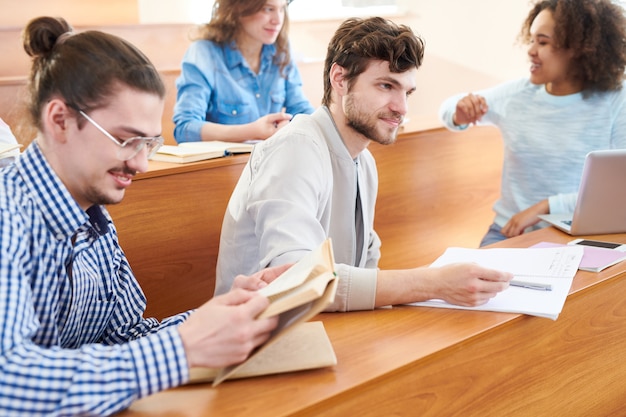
[538,149,626,235]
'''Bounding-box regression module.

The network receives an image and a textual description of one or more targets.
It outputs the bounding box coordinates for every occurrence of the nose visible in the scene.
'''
[125,146,150,174]
[527,42,537,57]
[270,9,283,25]
[390,92,409,117]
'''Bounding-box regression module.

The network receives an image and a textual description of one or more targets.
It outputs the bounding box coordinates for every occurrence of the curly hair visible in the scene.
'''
[519,0,626,92]
[322,17,425,107]
[193,0,291,75]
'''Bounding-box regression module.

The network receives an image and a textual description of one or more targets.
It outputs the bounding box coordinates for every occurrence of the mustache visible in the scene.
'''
[112,165,138,177]
[380,111,404,124]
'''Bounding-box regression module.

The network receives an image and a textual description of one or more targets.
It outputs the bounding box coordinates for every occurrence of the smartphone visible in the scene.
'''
[568,239,626,252]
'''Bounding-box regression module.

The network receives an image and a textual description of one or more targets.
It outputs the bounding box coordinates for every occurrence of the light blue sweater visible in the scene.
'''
[439,78,626,231]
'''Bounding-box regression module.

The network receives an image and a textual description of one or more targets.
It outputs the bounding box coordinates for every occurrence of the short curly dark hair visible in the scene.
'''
[322,17,425,107]
[519,0,626,92]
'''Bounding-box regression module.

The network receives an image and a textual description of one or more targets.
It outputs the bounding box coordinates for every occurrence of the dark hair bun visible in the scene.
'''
[23,16,72,58]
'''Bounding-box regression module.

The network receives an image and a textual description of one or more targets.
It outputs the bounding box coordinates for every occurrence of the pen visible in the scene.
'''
[510,280,552,291]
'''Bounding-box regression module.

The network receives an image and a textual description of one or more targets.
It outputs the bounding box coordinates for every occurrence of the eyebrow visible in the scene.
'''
[119,124,162,138]
[379,75,417,94]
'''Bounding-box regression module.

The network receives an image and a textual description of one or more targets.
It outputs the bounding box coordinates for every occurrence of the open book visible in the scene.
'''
[189,321,335,383]
[409,246,584,320]
[193,239,338,386]
[150,141,254,163]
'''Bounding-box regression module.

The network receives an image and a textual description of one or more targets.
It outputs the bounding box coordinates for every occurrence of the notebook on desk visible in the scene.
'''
[538,149,626,235]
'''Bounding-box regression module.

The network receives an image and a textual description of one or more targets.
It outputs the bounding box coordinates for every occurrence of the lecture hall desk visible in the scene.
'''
[116,228,626,416]
[108,127,625,415]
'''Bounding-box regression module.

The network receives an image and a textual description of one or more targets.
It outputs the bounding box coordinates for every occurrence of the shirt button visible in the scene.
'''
[231,110,237,115]
[255,93,261,98]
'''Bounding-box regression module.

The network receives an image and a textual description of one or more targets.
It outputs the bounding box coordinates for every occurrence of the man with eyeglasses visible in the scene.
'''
[0,16,287,416]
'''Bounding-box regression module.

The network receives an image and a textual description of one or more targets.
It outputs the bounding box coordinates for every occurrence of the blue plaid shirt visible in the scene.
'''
[0,142,191,416]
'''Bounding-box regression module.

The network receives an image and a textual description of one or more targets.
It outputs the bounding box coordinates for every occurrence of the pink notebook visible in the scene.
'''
[531,242,626,272]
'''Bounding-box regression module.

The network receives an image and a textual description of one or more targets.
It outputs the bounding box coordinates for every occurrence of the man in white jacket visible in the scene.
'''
[216,17,513,311]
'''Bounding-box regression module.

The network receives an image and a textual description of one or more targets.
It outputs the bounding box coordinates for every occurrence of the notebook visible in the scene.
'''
[538,149,626,235]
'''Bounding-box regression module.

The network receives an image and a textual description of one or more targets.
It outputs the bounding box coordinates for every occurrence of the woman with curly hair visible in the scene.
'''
[439,0,626,246]
[173,0,314,143]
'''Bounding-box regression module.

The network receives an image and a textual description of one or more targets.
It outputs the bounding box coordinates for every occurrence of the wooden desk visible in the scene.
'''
[106,127,502,319]
[117,227,626,416]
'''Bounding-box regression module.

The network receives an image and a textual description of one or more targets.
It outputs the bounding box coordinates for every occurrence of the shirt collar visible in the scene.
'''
[16,141,108,241]
[315,106,358,162]
[223,41,278,71]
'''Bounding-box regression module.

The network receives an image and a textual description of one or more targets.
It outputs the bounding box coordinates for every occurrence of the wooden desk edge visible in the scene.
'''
[139,153,250,180]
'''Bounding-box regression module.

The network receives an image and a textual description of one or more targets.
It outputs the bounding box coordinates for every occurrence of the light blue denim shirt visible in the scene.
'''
[173,40,315,143]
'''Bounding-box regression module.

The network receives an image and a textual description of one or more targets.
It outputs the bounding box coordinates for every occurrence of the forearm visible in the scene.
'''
[376,263,513,308]
[375,267,437,307]
[323,262,433,312]
[200,120,258,142]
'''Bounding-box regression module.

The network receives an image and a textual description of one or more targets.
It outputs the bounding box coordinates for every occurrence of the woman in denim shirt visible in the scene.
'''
[173,0,315,143]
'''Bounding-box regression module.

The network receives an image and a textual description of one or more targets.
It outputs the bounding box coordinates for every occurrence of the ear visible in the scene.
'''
[329,63,349,97]
[42,99,73,143]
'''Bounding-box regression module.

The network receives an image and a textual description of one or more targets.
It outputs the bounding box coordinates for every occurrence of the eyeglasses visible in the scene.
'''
[78,110,164,161]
